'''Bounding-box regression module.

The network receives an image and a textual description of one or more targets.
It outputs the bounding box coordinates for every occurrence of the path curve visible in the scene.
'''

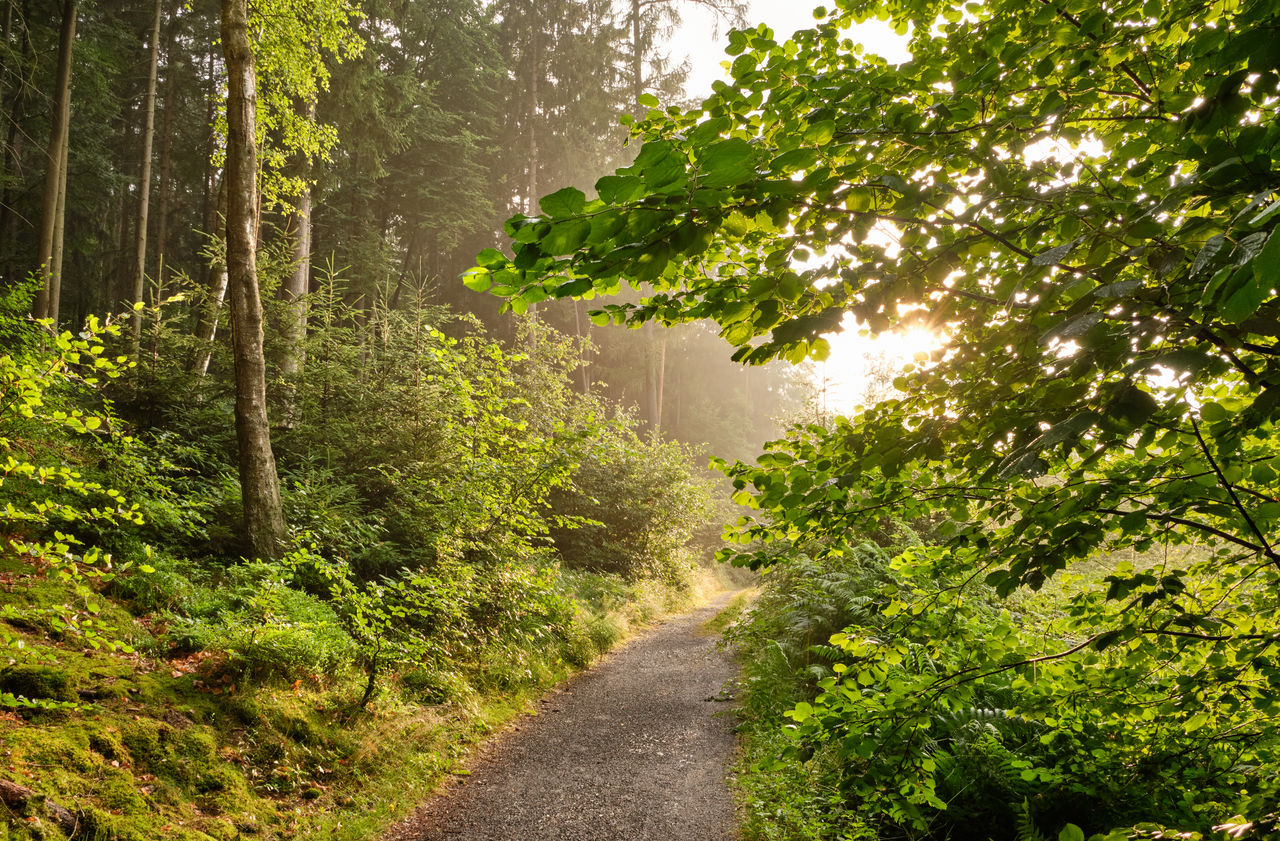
[383,594,740,841]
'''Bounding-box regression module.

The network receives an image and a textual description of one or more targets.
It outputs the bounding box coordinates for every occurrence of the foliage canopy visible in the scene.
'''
[471,0,1280,631]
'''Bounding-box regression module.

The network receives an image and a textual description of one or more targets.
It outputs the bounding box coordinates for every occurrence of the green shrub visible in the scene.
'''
[549,425,711,585]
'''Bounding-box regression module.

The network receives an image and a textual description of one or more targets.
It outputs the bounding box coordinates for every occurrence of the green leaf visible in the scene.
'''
[595,175,645,204]
[803,120,837,145]
[1058,824,1086,841]
[699,137,756,188]
[461,269,493,293]
[540,187,587,218]
[542,219,591,255]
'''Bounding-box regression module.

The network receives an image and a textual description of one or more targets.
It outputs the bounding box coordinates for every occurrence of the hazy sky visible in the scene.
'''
[667,3,919,413]
[670,1,910,100]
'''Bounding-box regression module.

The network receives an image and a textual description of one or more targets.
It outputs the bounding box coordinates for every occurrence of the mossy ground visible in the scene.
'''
[0,558,719,841]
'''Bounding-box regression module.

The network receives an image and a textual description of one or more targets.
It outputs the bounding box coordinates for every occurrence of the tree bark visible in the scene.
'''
[525,3,539,334]
[32,0,74,319]
[193,177,228,377]
[280,97,315,380]
[47,113,68,324]
[221,0,286,560]
[153,3,177,293]
[130,0,163,353]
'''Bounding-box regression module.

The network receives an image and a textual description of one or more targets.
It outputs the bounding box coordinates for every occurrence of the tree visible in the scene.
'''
[468,0,1280,815]
[30,0,74,321]
[472,0,1280,594]
[221,0,285,560]
[130,0,163,353]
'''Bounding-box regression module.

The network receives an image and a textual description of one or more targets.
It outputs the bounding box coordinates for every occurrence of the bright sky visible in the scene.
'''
[668,2,923,413]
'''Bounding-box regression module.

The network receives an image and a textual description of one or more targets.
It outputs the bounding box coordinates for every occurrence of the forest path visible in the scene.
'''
[382,592,741,841]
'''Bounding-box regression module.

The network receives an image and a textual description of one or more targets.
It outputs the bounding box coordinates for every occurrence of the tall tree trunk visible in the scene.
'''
[153,3,177,291]
[0,0,23,277]
[631,0,667,434]
[573,298,590,394]
[631,0,642,105]
[280,97,314,380]
[48,115,68,323]
[200,48,216,237]
[221,0,285,560]
[130,0,162,353]
[524,5,539,334]
[32,0,74,319]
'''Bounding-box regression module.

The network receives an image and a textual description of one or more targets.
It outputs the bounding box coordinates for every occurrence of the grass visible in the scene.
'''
[0,557,734,841]
[700,587,757,637]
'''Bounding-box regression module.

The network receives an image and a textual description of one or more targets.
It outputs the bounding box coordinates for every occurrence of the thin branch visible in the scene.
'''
[1189,413,1280,569]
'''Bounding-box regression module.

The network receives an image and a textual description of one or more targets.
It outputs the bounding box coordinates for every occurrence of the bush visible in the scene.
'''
[549,424,711,585]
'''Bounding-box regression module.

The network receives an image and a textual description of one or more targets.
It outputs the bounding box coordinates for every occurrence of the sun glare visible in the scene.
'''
[812,315,945,414]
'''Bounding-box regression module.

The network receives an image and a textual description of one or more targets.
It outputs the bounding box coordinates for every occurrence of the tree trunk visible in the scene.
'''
[631,0,642,105]
[130,0,163,353]
[47,115,68,324]
[280,98,315,381]
[221,0,285,560]
[192,263,228,377]
[631,0,666,433]
[32,0,74,319]
[573,298,590,394]
[193,176,228,376]
[524,4,539,333]
[153,3,177,292]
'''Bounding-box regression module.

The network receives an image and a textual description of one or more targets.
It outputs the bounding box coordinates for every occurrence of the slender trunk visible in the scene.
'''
[359,650,379,709]
[280,99,314,380]
[221,0,285,560]
[656,335,666,430]
[0,0,23,275]
[32,0,74,319]
[631,0,642,105]
[131,0,163,353]
[632,1,665,432]
[154,5,177,292]
[192,263,228,377]
[524,6,539,333]
[573,299,590,394]
[48,117,68,323]
[200,49,216,236]
[193,172,228,374]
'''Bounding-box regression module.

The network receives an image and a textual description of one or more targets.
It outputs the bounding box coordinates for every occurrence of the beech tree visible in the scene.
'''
[221,0,285,560]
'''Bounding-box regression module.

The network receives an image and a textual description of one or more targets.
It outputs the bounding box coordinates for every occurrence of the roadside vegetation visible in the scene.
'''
[0,283,738,841]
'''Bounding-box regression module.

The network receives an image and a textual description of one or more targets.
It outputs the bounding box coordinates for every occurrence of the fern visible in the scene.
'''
[1016,800,1048,841]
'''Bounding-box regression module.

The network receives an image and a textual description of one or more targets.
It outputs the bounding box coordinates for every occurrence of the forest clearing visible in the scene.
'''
[1,0,1279,839]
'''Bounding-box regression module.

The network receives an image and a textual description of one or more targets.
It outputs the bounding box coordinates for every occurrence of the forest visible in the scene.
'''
[2,0,1280,839]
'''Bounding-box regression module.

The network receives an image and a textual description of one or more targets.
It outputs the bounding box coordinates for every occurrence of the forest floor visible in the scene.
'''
[382,592,742,841]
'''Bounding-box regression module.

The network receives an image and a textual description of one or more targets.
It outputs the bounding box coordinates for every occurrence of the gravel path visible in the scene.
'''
[383,594,741,841]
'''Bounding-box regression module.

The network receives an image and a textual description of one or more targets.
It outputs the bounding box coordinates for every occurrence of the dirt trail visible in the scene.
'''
[383,594,740,841]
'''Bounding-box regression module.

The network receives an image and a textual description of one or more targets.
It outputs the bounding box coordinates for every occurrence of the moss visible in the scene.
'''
[278,711,322,746]
[119,718,169,767]
[28,727,98,774]
[171,727,216,764]
[78,805,148,841]
[96,767,147,813]
[88,726,125,761]
[196,766,251,815]
[0,665,77,703]
[227,694,262,726]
